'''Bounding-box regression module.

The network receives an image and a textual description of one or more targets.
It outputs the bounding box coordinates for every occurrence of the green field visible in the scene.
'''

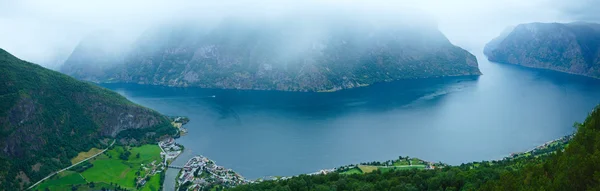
[35,171,87,191]
[358,165,379,173]
[34,144,163,191]
[392,158,426,166]
[379,165,426,173]
[140,174,162,191]
[341,164,428,175]
[340,167,363,175]
[71,148,103,164]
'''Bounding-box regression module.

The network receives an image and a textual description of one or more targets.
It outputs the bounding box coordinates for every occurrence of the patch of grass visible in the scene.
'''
[82,159,134,188]
[36,144,163,190]
[82,145,162,189]
[35,171,86,190]
[393,160,410,166]
[71,148,103,164]
[129,145,162,164]
[140,174,161,191]
[410,158,426,165]
[340,167,363,175]
[358,165,379,173]
[378,165,426,173]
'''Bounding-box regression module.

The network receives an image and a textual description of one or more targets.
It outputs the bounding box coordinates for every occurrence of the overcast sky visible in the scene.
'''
[0,0,598,69]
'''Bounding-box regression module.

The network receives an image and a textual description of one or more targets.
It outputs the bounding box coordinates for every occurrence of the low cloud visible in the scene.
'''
[0,0,597,68]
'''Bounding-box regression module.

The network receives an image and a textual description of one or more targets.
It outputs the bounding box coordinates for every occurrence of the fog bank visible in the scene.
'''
[0,0,598,68]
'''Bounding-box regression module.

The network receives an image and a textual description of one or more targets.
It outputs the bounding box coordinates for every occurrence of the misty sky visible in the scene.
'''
[0,0,598,69]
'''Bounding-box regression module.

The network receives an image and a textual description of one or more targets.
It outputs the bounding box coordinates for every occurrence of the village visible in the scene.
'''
[134,159,165,187]
[159,138,184,165]
[133,117,189,188]
[176,156,248,190]
[507,134,574,160]
[133,136,186,188]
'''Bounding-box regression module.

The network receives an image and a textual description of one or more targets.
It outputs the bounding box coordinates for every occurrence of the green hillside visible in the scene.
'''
[0,49,176,190]
[230,106,599,191]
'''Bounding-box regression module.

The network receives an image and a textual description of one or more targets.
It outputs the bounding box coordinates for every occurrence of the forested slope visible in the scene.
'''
[0,49,176,190]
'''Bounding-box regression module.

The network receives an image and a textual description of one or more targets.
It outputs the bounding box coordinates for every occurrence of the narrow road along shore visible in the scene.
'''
[27,140,116,190]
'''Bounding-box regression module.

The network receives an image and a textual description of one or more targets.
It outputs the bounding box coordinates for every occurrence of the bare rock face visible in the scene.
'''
[0,48,174,189]
[485,22,600,78]
[62,16,481,92]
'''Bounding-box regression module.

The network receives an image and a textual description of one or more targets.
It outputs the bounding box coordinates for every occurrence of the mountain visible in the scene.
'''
[0,48,176,190]
[60,31,132,80]
[61,16,481,92]
[483,26,515,56]
[230,105,599,190]
[485,22,600,78]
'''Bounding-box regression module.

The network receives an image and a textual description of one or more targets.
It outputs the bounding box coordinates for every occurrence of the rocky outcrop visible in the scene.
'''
[0,48,174,190]
[62,16,481,92]
[485,22,600,78]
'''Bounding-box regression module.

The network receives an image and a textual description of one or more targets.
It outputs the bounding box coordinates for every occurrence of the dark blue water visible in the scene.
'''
[102,53,600,181]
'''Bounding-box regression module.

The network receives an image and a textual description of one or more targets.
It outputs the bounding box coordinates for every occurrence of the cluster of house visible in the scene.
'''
[159,138,183,165]
[307,169,335,176]
[136,160,164,187]
[508,134,574,159]
[171,117,189,135]
[177,156,248,190]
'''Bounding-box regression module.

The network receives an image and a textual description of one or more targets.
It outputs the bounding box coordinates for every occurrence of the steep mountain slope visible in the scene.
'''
[62,16,481,92]
[485,22,600,78]
[0,48,176,190]
[483,26,515,56]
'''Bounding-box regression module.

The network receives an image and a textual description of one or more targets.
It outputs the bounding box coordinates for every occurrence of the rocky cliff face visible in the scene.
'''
[0,48,174,190]
[62,16,481,92]
[485,22,600,78]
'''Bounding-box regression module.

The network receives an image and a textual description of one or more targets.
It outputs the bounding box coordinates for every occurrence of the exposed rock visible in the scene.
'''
[0,48,175,189]
[485,22,600,78]
[62,16,481,92]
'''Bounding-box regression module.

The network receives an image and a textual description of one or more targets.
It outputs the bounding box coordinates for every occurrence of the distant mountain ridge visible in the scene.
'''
[0,48,176,190]
[485,22,600,78]
[61,17,481,92]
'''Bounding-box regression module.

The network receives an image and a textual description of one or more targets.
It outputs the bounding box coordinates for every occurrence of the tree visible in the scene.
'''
[194,167,202,177]
[136,153,140,158]
[119,150,131,160]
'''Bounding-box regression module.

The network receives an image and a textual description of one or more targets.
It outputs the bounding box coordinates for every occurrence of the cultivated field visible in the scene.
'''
[35,145,163,191]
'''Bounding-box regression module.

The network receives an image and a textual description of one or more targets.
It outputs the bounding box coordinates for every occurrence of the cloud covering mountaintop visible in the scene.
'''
[0,0,598,68]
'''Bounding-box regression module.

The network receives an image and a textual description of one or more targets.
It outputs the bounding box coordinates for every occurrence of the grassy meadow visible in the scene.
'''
[34,144,163,191]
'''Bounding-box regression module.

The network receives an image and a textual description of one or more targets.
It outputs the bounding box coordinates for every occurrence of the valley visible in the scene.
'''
[2,1,600,189]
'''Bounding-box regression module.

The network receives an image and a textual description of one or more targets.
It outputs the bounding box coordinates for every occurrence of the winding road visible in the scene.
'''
[27,140,116,190]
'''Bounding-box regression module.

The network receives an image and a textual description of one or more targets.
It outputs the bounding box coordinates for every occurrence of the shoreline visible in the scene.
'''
[164,121,575,189]
[161,118,251,190]
[160,116,189,190]
[99,74,481,93]
[174,155,248,190]
[505,134,574,160]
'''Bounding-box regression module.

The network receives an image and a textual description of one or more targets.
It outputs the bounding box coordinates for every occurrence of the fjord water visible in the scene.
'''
[103,53,600,183]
